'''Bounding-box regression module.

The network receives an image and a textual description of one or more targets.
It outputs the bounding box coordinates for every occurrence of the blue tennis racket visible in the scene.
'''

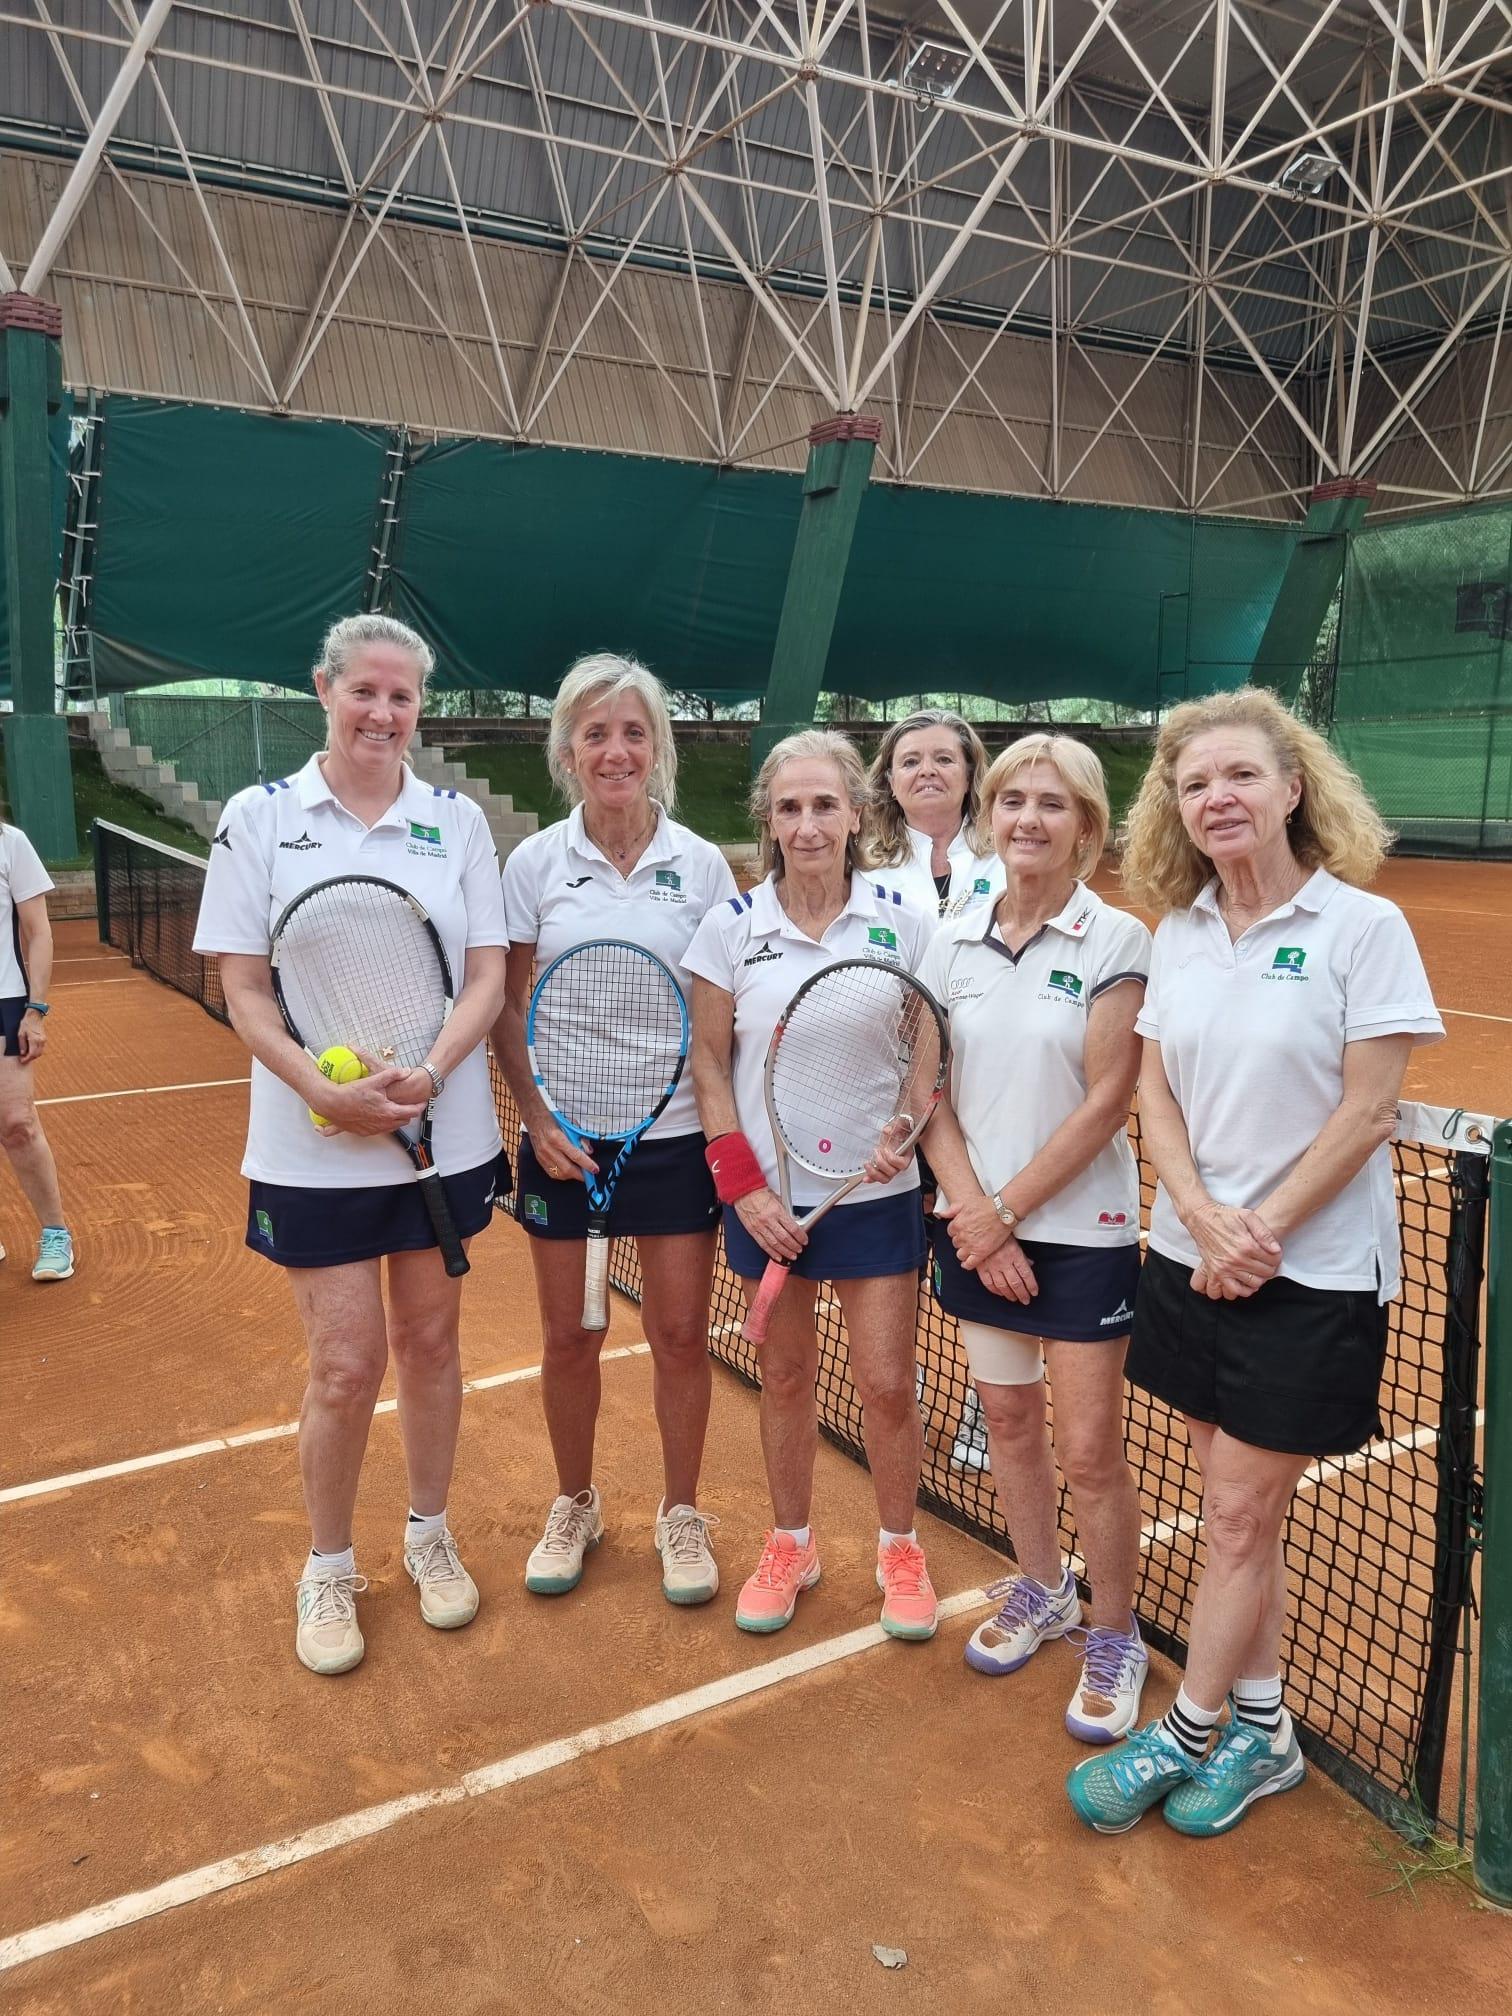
[526,939,690,1329]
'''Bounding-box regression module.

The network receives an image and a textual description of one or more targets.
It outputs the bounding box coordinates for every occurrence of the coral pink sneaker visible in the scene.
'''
[876,1537,938,1640]
[735,1530,821,1633]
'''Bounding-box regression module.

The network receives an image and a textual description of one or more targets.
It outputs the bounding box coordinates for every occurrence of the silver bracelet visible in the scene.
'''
[420,1061,445,1100]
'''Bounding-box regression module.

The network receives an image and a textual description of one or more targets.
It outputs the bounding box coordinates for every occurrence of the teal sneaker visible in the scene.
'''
[1162,1717,1305,1836]
[33,1227,75,1281]
[1067,1719,1197,1834]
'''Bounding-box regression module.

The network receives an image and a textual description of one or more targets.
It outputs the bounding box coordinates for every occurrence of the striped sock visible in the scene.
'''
[1233,1674,1287,1743]
[1160,1685,1223,1760]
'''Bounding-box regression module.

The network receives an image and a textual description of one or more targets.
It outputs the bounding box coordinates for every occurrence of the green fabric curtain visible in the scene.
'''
[88,398,390,693]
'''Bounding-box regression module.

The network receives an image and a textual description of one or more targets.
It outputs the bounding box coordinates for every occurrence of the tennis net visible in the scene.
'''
[93,818,1490,1839]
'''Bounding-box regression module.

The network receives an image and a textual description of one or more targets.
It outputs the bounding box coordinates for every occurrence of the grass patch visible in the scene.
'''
[0,745,209,870]
[448,732,1150,847]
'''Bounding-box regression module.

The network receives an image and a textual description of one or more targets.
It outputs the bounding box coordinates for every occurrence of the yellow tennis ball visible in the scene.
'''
[309,1045,368,1127]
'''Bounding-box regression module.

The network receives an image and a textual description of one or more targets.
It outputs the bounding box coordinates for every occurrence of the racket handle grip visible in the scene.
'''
[741,1258,791,1345]
[417,1166,470,1279]
[582,1228,610,1331]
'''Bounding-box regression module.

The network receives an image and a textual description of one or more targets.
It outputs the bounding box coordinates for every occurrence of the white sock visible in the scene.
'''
[1233,1674,1289,1748]
[306,1545,355,1580]
[406,1508,447,1547]
[879,1528,917,1549]
[777,1525,811,1548]
[1161,1684,1224,1759]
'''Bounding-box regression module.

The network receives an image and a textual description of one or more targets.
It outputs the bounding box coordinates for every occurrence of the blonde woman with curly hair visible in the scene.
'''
[494,654,737,1610]
[865,708,1005,925]
[685,730,939,1641]
[1068,686,1443,1840]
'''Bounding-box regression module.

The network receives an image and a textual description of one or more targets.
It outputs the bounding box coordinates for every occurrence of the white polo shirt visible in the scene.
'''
[883,822,1006,929]
[1,825,53,1000]
[918,883,1149,1246]
[682,872,934,1209]
[193,755,510,1187]
[502,803,737,1139]
[1137,869,1444,1299]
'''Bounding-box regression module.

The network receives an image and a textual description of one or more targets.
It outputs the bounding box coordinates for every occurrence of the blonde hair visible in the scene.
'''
[750,729,871,879]
[864,709,990,869]
[317,613,434,692]
[978,733,1110,880]
[547,652,678,813]
[1121,687,1391,913]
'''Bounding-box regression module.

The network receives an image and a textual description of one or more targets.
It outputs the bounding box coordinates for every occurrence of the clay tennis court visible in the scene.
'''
[1,855,1508,2011]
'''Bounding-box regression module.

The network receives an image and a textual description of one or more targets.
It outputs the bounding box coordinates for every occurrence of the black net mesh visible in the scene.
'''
[94,821,1487,1836]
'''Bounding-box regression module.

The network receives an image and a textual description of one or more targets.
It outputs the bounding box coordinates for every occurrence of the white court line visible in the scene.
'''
[1441,1006,1512,1025]
[0,1347,651,1506]
[38,1078,250,1108]
[0,1584,993,1973]
[51,978,139,989]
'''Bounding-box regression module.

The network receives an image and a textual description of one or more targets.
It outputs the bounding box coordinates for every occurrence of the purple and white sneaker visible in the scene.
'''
[1065,1622,1149,1744]
[964,1565,1081,1675]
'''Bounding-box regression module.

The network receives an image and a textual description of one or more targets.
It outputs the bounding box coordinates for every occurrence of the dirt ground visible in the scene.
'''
[1,869,1509,2012]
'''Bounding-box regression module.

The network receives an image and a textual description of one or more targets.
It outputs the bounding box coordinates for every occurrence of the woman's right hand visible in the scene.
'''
[734,1186,808,1264]
[315,1067,429,1137]
[1185,1200,1281,1298]
[527,1113,599,1185]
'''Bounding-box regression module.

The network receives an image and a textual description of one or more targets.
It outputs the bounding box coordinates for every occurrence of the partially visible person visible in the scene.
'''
[494,654,736,1609]
[1068,687,1442,1838]
[686,729,939,1640]
[0,822,73,1280]
[865,709,1005,926]
[918,734,1149,1741]
[195,613,510,1677]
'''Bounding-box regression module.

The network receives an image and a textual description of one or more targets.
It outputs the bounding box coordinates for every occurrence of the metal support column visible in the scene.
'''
[752,415,881,775]
[0,292,76,860]
[1251,479,1375,706]
[1475,1120,1512,1904]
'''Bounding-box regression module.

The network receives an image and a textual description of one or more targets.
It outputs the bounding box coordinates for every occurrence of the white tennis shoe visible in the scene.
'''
[525,1486,604,1594]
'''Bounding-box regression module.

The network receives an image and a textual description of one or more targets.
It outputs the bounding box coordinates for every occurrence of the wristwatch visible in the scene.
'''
[24,1001,49,1017]
[419,1060,445,1099]
[990,1193,1019,1230]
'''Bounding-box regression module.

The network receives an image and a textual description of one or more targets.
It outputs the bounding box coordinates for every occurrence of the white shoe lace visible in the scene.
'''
[406,1531,466,1587]
[660,1507,718,1565]
[297,1571,368,1626]
[538,1492,596,1557]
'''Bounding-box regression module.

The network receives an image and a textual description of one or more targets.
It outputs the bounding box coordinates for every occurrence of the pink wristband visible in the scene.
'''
[705,1132,766,1205]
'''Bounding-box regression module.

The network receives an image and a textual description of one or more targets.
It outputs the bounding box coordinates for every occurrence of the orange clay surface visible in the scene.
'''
[0,879,1509,2012]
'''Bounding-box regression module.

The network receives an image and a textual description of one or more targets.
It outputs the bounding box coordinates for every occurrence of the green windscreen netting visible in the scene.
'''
[1332,502,1512,856]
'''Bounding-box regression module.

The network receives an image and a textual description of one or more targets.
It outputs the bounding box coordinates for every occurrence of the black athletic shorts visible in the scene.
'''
[1,996,28,1058]
[1126,1247,1389,1456]
[246,1151,511,1268]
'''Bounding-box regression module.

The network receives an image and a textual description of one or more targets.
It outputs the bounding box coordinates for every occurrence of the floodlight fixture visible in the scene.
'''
[1277,151,1339,198]
[902,40,970,107]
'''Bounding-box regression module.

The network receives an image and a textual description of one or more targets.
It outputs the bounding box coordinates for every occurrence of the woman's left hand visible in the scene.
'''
[17,1009,46,1063]
[935,1193,1011,1268]
[1189,1220,1281,1301]
[864,1115,917,1185]
[976,1236,1038,1304]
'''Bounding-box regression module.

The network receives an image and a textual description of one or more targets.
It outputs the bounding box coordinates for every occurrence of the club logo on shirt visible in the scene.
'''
[406,820,447,859]
[868,927,898,950]
[1264,946,1309,983]
[278,829,321,852]
[212,827,233,851]
[971,878,991,897]
[522,1193,549,1226]
[650,866,687,905]
[1045,969,1084,1001]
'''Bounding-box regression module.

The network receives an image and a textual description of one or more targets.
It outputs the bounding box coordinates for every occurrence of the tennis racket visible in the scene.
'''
[526,939,690,1330]
[742,958,949,1345]
[269,875,469,1279]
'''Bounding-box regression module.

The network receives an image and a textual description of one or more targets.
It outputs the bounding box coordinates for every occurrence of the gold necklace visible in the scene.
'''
[587,813,654,863]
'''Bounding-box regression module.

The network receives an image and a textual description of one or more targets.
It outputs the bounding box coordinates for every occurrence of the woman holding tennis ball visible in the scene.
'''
[194,614,509,1678]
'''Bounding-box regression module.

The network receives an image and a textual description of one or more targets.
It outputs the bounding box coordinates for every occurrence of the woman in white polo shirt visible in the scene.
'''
[493,656,736,1610]
[194,614,510,1679]
[1068,687,1442,1840]
[685,729,940,1642]
[0,823,74,1281]
[917,734,1150,1742]
[864,708,1005,927]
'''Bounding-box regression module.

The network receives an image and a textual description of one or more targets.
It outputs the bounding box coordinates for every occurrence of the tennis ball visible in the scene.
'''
[309,1045,368,1128]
